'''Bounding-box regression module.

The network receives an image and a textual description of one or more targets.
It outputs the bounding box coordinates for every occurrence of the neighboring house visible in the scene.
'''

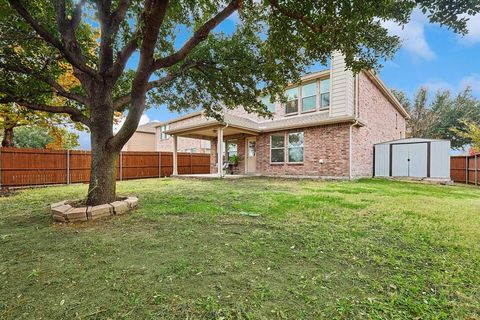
[122,122,157,151]
[123,119,211,153]
[165,52,409,178]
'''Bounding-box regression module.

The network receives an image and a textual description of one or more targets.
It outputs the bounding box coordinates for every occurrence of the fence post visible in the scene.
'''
[190,152,193,174]
[0,148,2,189]
[475,154,478,186]
[66,149,70,185]
[466,156,469,185]
[158,151,161,178]
[119,151,123,181]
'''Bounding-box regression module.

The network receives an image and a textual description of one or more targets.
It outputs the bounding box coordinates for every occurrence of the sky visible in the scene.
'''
[77,10,480,149]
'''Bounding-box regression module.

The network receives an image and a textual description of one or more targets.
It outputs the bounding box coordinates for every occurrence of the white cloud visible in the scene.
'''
[459,14,480,45]
[460,73,480,94]
[113,113,150,133]
[421,79,454,93]
[421,73,480,96]
[382,10,436,61]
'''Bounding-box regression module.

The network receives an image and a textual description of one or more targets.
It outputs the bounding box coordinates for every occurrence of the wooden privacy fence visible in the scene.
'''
[0,147,211,188]
[451,154,480,185]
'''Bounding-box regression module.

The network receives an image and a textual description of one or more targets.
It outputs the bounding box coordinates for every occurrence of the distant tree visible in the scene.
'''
[392,87,480,149]
[452,120,480,155]
[2,125,80,149]
[12,126,52,148]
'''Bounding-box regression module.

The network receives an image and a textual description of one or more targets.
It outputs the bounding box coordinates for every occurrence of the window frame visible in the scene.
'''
[160,124,170,140]
[287,131,304,164]
[319,78,331,110]
[301,81,317,113]
[227,140,238,162]
[284,87,299,115]
[270,134,286,164]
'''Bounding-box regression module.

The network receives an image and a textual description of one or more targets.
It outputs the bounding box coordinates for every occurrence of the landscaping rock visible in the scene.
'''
[65,207,87,222]
[124,196,139,209]
[51,204,72,217]
[52,214,66,223]
[50,200,68,210]
[50,196,138,223]
[88,204,113,220]
[110,201,129,215]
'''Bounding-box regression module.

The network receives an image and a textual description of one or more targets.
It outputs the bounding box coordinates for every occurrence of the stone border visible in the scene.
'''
[50,197,138,223]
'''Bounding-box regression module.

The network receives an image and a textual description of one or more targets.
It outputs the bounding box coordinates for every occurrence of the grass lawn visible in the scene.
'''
[0,178,479,319]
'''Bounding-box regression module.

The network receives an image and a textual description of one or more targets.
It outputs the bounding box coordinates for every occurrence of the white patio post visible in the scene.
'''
[172,135,178,176]
[217,127,224,177]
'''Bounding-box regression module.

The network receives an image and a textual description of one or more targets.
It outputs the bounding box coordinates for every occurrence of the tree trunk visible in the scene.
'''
[2,127,14,147]
[86,138,118,205]
[85,88,119,206]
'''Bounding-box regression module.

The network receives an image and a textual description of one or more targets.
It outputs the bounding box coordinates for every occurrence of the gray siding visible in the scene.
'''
[329,51,355,117]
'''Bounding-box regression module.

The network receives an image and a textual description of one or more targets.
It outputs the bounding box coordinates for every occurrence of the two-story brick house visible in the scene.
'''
[140,52,409,178]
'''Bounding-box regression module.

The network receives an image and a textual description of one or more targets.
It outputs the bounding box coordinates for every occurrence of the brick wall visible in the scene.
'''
[351,72,406,177]
[157,136,210,153]
[256,124,351,177]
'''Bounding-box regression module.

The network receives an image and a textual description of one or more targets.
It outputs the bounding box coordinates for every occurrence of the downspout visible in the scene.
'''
[349,120,359,180]
[349,74,360,179]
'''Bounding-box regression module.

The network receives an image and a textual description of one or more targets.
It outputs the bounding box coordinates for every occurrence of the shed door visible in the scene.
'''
[392,144,409,176]
[409,143,428,177]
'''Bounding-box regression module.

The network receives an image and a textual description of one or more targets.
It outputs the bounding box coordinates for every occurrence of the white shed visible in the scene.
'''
[374,138,450,179]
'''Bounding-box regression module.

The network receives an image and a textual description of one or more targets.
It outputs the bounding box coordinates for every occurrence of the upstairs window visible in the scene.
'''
[270,134,285,163]
[160,124,170,140]
[260,95,276,113]
[288,132,304,163]
[301,82,317,112]
[320,78,330,109]
[285,87,298,115]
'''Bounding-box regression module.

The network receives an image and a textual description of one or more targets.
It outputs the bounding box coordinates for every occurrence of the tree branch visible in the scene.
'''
[0,62,89,105]
[71,0,87,29]
[152,0,241,70]
[6,0,97,78]
[113,60,202,110]
[0,96,91,127]
[109,30,141,80]
[267,0,323,33]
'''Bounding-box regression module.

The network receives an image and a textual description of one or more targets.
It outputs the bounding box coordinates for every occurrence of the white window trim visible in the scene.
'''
[285,87,300,116]
[301,81,317,113]
[287,131,304,164]
[270,134,286,164]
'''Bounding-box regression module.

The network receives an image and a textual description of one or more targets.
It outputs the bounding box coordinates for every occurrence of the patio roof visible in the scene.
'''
[165,111,366,139]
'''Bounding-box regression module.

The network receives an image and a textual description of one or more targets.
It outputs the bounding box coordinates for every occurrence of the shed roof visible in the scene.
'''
[375,138,450,145]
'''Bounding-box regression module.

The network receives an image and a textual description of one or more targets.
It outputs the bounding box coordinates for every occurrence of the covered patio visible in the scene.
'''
[166,116,260,177]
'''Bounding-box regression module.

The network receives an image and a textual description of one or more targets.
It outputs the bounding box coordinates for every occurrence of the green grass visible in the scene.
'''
[0,178,479,319]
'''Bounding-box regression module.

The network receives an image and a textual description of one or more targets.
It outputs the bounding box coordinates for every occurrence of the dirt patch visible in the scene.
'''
[0,188,16,197]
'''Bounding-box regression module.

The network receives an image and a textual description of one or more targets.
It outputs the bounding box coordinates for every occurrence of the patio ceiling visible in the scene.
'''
[167,123,259,139]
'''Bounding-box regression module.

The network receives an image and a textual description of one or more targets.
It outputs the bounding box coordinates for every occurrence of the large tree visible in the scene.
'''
[392,87,480,149]
[0,0,477,205]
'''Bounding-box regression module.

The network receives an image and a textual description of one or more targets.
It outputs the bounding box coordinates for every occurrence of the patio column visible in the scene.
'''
[172,135,178,176]
[217,127,224,177]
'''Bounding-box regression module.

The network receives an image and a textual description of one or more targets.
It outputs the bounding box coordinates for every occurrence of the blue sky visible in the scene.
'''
[77,11,480,149]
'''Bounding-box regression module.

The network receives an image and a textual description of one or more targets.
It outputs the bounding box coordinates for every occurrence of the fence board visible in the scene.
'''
[451,154,479,185]
[0,148,211,188]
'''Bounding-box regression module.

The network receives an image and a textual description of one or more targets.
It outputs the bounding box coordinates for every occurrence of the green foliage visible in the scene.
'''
[0,178,479,318]
[452,120,480,153]
[12,126,52,148]
[1,0,478,121]
[8,125,79,149]
[392,87,480,149]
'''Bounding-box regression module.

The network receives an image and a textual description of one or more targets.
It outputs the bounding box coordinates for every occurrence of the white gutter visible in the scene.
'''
[349,77,360,180]
[349,119,359,180]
